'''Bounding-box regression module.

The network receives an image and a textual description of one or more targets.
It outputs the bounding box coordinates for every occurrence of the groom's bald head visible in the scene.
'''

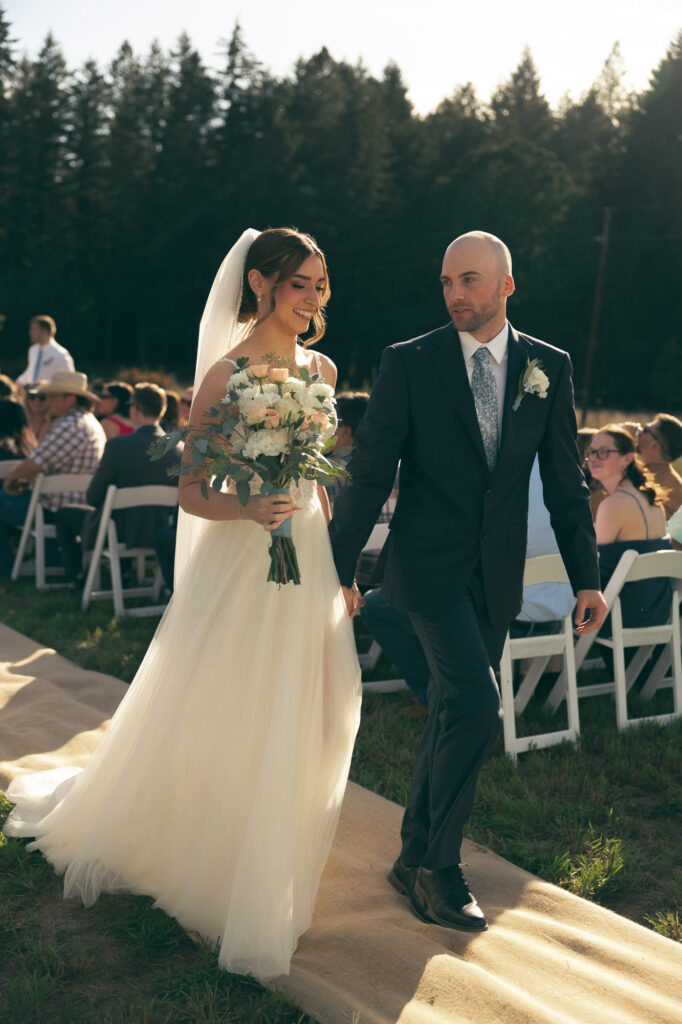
[440,230,515,341]
[444,231,512,278]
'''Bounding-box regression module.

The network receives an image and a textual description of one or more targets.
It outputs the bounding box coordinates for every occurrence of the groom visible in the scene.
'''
[328,231,607,931]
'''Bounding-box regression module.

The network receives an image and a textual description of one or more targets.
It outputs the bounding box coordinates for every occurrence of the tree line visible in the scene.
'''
[0,6,680,409]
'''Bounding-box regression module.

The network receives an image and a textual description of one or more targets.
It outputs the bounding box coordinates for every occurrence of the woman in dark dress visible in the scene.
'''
[587,425,670,628]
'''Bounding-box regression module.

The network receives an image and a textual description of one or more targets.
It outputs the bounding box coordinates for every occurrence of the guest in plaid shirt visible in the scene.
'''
[1,371,105,574]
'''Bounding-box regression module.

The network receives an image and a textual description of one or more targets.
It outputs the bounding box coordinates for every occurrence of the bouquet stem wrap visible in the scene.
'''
[267,488,301,585]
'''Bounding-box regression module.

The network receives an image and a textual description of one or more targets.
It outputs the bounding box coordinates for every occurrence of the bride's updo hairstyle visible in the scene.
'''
[238,227,331,346]
[601,424,667,508]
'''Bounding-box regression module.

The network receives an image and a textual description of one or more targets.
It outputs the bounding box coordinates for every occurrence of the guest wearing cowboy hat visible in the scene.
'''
[1,371,105,575]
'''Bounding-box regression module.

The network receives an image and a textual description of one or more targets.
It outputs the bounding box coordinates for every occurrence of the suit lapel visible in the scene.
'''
[495,324,531,470]
[427,323,489,468]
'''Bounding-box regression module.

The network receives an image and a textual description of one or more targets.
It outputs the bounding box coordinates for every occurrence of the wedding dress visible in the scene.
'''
[3,231,363,981]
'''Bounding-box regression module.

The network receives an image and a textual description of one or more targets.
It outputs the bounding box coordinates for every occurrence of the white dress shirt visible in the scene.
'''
[17,338,75,385]
[458,322,509,441]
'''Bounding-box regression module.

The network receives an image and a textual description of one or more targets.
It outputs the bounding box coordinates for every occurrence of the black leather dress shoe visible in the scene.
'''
[388,857,432,922]
[415,864,488,931]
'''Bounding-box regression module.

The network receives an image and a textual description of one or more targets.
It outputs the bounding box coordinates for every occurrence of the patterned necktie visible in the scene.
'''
[471,347,498,471]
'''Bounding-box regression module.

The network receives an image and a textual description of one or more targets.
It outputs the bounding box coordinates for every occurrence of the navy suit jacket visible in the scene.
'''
[328,322,600,626]
[85,424,181,549]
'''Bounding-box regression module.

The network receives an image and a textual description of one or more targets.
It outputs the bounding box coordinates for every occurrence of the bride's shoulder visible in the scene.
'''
[313,350,337,388]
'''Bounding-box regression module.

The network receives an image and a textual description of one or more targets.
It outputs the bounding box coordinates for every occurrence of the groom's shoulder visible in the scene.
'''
[385,322,454,359]
[514,326,569,365]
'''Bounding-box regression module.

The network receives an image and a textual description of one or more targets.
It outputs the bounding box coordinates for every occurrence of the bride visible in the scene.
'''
[3,227,363,981]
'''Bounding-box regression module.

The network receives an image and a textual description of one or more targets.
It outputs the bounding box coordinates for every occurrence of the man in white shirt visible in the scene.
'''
[16,316,75,386]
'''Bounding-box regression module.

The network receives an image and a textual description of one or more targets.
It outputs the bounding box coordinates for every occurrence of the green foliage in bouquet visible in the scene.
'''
[150,357,351,584]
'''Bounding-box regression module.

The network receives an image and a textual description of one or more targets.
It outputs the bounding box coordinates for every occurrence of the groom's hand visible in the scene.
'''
[575,589,608,634]
[341,583,364,619]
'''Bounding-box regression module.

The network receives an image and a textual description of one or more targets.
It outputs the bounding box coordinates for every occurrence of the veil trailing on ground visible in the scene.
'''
[174,228,261,586]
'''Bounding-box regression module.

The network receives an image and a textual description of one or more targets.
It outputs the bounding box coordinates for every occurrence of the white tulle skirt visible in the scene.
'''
[4,488,362,980]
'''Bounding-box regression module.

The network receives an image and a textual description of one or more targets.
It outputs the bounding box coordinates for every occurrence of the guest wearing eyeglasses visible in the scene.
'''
[577,426,607,519]
[636,414,682,518]
[98,381,135,439]
[587,425,671,629]
[23,383,52,443]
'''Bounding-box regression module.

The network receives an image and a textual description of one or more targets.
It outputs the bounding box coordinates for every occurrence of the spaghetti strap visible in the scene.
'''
[312,351,325,381]
[615,488,650,539]
[220,357,239,367]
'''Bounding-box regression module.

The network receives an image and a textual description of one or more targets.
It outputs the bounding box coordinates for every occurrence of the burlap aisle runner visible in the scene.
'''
[1,623,681,1024]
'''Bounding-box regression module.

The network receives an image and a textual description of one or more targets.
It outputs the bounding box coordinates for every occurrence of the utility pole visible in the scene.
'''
[580,206,614,426]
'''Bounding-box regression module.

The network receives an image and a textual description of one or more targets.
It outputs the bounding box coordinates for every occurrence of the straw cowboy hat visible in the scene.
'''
[37,370,98,403]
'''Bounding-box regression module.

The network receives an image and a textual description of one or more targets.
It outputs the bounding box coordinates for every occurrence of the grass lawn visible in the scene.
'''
[1,578,681,1023]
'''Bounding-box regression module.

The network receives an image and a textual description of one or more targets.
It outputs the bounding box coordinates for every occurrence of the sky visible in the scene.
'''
[5,0,681,113]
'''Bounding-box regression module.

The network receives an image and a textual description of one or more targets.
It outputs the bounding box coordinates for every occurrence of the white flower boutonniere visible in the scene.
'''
[512,357,550,412]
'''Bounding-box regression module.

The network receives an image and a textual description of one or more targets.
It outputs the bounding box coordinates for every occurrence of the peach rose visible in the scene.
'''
[270,367,289,383]
[265,408,281,428]
[246,363,270,379]
[310,410,330,430]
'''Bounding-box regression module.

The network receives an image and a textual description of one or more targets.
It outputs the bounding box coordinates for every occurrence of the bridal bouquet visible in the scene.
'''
[152,358,350,585]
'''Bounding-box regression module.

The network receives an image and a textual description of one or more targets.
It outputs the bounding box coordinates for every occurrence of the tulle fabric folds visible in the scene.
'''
[5,487,362,980]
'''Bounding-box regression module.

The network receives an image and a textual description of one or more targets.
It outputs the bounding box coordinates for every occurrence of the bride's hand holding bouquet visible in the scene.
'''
[153,357,350,584]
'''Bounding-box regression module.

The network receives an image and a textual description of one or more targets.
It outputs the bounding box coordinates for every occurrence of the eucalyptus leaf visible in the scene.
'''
[236,480,250,506]
[260,480,274,495]
[200,478,209,501]
[195,438,208,453]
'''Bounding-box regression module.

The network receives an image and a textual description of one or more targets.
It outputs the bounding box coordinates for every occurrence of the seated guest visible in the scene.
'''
[23,381,52,443]
[98,381,135,439]
[0,399,37,459]
[154,509,178,593]
[179,386,194,427]
[577,426,607,519]
[1,371,105,576]
[588,425,671,628]
[0,374,18,399]
[55,382,182,584]
[161,389,181,433]
[16,315,75,386]
[636,414,682,518]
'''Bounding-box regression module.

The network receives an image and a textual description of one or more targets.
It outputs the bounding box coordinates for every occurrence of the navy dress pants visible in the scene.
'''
[401,565,506,870]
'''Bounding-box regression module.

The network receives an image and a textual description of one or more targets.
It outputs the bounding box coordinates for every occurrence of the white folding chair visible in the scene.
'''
[593,550,682,730]
[0,460,22,480]
[499,554,580,762]
[544,549,639,712]
[11,472,93,587]
[81,484,178,617]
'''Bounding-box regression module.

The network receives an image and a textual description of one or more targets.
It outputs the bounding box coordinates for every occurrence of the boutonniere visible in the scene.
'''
[512,357,549,412]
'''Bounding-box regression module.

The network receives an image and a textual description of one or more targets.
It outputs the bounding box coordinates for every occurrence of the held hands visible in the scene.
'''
[574,589,608,634]
[242,494,301,532]
[341,583,364,619]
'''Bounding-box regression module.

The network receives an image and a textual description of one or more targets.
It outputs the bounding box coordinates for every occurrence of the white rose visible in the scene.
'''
[525,367,550,396]
[240,397,270,425]
[274,395,301,421]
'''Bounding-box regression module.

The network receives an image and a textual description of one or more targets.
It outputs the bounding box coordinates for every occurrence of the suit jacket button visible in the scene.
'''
[486,489,493,497]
